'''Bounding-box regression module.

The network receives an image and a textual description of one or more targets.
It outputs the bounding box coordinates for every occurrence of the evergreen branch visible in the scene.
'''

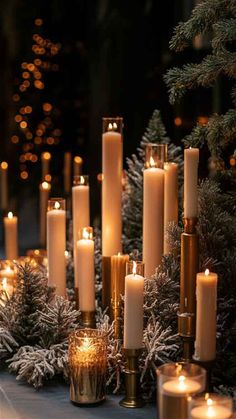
[212,18,236,49]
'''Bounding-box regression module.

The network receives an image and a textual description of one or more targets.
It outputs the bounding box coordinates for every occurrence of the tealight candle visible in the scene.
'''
[189,393,233,419]
[4,212,18,260]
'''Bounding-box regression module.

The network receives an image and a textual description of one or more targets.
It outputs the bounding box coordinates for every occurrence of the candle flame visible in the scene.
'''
[207,398,213,406]
[42,152,51,160]
[80,176,85,185]
[108,123,113,131]
[150,156,155,167]
[205,269,210,276]
[118,252,121,257]
[42,181,49,190]
[6,266,12,273]
[8,212,13,218]
[74,156,82,164]
[82,228,90,240]
[65,250,69,258]
[107,122,117,131]
[2,278,7,290]
[1,161,8,170]
[132,261,137,275]
[178,375,186,389]
[54,201,60,210]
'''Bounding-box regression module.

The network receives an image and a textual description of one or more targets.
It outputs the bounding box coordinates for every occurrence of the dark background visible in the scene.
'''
[0,0,224,253]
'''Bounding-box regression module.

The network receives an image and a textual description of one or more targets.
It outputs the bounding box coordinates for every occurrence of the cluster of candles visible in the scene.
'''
[0,117,234,417]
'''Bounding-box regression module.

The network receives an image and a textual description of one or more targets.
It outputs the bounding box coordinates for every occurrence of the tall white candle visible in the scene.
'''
[194,269,218,362]
[73,156,83,177]
[4,212,18,260]
[39,181,51,247]
[184,148,199,218]
[0,161,8,211]
[102,119,122,256]
[64,152,72,195]
[72,176,90,288]
[124,261,144,349]
[47,199,66,296]
[41,152,51,180]
[164,162,178,254]
[143,158,164,277]
[76,227,95,312]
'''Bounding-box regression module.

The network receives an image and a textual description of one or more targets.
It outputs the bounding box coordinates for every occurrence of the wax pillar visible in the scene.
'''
[76,227,95,312]
[124,261,144,349]
[39,181,51,247]
[143,144,166,277]
[0,162,8,211]
[47,198,66,296]
[73,156,83,177]
[164,162,178,254]
[184,148,199,218]
[41,152,51,181]
[102,117,122,256]
[4,212,18,260]
[194,269,218,362]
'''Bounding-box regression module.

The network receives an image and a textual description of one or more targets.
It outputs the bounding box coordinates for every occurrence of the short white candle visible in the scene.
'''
[162,375,201,396]
[102,122,122,256]
[47,200,66,296]
[124,261,144,349]
[72,176,90,289]
[4,212,18,260]
[0,161,8,210]
[41,152,51,180]
[39,181,51,247]
[164,162,178,254]
[190,397,232,419]
[143,157,164,277]
[194,269,218,362]
[76,228,95,312]
[184,148,199,218]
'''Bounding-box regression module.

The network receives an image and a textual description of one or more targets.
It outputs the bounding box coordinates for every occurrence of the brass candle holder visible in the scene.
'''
[119,348,145,408]
[111,253,129,339]
[178,218,199,361]
[81,311,96,329]
[102,256,111,311]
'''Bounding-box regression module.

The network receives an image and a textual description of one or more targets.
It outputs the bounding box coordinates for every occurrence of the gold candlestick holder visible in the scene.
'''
[102,256,111,311]
[81,311,96,329]
[111,302,122,340]
[178,218,199,361]
[119,348,145,408]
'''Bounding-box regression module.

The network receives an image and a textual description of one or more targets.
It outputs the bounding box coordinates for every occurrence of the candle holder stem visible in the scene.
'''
[178,218,199,361]
[81,311,96,329]
[102,256,111,312]
[111,303,122,340]
[119,348,145,408]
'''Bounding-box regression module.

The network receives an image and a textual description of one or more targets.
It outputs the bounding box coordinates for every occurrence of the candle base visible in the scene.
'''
[81,311,96,329]
[102,256,111,311]
[119,348,145,409]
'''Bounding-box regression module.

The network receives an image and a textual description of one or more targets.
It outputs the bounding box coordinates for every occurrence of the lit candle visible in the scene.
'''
[0,161,8,211]
[47,199,66,296]
[0,277,14,299]
[184,148,199,218]
[64,152,72,195]
[143,145,165,277]
[73,156,83,177]
[102,118,122,256]
[164,162,178,254]
[124,261,144,349]
[41,152,51,180]
[76,227,95,312]
[162,375,202,396]
[0,265,16,280]
[190,394,233,419]
[72,175,90,288]
[194,269,218,362]
[4,212,18,260]
[39,181,51,247]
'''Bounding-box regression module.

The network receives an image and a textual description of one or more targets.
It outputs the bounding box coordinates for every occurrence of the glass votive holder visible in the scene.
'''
[47,198,65,211]
[188,393,233,419]
[69,328,107,405]
[145,143,168,169]
[73,175,89,186]
[156,362,206,419]
[102,116,123,134]
[0,260,17,302]
[126,260,145,276]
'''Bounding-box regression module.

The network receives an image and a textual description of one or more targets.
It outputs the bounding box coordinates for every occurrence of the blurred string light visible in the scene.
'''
[10,18,62,180]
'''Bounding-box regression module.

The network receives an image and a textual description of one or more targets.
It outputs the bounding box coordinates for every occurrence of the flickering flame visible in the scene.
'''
[54,201,60,210]
[65,250,69,258]
[1,161,8,170]
[42,181,49,190]
[132,261,137,275]
[205,269,210,276]
[108,123,113,131]
[178,375,186,389]
[80,176,85,185]
[8,212,13,219]
[207,398,213,406]
[82,228,90,240]
[118,252,121,257]
[2,278,7,290]
[5,266,12,274]
[42,152,51,160]
[74,156,82,164]
[149,156,155,167]
[107,122,117,131]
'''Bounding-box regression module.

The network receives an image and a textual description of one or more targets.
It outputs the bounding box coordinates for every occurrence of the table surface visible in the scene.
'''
[0,371,156,419]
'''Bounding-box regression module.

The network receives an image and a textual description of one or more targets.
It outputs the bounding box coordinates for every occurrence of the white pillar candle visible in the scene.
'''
[0,162,8,211]
[4,212,18,260]
[47,199,66,296]
[76,227,95,312]
[124,261,144,349]
[64,152,72,195]
[41,152,51,180]
[39,181,51,247]
[164,162,178,254]
[194,269,218,362]
[73,156,83,177]
[184,148,199,218]
[72,175,90,289]
[102,119,122,256]
[143,159,164,277]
